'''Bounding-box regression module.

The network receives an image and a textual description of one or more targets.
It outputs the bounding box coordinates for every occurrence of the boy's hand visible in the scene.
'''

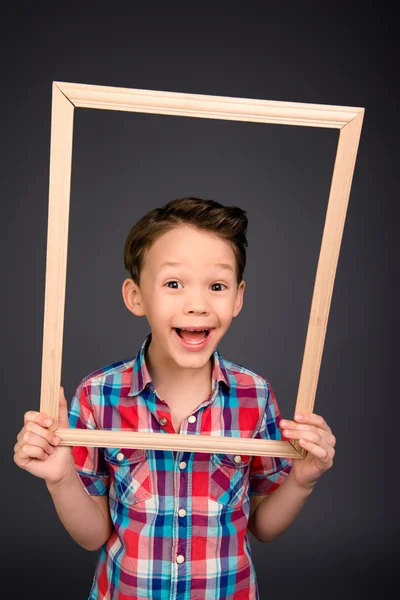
[280,413,336,491]
[13,387,76,486]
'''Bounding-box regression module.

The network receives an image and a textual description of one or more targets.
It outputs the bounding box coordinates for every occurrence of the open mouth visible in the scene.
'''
[173,327,210,339]
[173,328,211,343]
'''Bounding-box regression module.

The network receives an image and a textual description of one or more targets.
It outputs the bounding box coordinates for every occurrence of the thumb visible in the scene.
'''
[57,386,70,429]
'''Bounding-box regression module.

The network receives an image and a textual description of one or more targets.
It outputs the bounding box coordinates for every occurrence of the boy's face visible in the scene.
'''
[122,225,245,371]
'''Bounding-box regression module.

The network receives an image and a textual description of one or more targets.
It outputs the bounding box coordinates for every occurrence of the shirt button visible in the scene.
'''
[179,461,187,470]
[234,455,242,464]
[176,555,185,564]
[188,415,196,423]
[178,508,187,517]
[159,417,168,426]
[116,452,124,461]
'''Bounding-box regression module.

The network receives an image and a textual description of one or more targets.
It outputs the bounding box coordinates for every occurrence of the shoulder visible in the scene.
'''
[218,353,272,397]
[79,356,136,387]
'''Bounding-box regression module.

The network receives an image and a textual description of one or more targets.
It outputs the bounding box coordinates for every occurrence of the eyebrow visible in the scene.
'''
[158,261,235,273]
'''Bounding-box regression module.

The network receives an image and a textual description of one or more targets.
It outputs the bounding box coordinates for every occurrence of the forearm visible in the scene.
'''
[46,466,111,551]
[252,471,314,543]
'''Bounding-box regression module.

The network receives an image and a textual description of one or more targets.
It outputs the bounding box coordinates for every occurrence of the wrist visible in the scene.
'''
[287,470,316,495]
[45,462,77,493]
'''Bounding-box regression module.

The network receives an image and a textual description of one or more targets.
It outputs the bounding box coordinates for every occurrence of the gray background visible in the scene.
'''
[2,1,397,598]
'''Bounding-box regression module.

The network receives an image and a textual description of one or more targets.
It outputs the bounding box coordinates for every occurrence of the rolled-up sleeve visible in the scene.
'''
[249,381,293,495]
[68,381,110,496]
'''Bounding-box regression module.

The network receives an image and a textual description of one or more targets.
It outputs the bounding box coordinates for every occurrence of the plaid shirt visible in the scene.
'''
[69,333,292,600]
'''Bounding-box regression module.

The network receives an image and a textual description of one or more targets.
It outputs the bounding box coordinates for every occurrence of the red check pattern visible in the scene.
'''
[69,333,293,599]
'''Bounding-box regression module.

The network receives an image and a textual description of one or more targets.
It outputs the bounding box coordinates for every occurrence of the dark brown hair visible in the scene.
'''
[123,196,248,288]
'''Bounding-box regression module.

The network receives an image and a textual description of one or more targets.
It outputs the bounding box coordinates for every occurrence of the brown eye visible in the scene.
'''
[165,281,182,289]
[211,283,227,292]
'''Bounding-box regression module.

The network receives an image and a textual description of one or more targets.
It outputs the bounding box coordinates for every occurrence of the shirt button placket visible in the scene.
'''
[176,454,189,577]
[174,413,198,584]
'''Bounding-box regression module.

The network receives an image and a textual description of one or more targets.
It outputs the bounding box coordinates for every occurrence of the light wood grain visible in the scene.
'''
[290,109,364,456]
[55,428,301,458]
[39,84,74,429]
[39,80,364,457]
[55,81,362,128]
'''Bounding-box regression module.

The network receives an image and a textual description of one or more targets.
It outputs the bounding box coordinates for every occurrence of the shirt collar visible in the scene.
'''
[127,332,231,396]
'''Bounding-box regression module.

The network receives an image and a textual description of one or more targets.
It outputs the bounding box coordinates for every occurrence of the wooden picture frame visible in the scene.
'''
[39,81,364,459]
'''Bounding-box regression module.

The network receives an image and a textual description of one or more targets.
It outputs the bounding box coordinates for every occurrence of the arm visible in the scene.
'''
[249,411,336,543]
[248,470,314,543]
[46,463,112,551]
[13,389,113,553]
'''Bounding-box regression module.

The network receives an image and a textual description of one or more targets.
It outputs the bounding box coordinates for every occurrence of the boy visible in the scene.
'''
[14,197,336,600]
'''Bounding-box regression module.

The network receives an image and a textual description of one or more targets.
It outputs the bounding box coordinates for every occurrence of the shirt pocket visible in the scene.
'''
[209,453,251,508]
[104,447,152,506]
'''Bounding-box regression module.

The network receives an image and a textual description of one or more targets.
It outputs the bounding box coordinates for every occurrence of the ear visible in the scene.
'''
[232,280,246,318]
[122,278,146,317]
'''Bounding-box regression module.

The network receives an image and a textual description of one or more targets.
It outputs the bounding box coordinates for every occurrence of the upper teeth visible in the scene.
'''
[180,328,208,331]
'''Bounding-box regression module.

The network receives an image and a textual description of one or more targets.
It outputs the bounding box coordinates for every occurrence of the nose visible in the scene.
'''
[187,307,209,315]
[184,287,210,316]
[187,303,210,315]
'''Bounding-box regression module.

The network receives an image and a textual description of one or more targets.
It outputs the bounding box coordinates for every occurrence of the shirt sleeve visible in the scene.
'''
[249,381,293,495]
[68,381,110,496]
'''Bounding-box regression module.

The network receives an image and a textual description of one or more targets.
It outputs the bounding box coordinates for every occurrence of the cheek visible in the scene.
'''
[218,297,237,315]
[148,295,175,321]
[212,306,235,330]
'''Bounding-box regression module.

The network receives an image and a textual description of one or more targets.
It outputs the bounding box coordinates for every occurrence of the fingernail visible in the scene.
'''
[295,414,303,420]
[44,418,52,426]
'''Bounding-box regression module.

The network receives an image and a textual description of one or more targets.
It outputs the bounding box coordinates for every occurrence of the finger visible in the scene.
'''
[18,422,59,446]
[282,423,321,434]
[15,430,55,456]
[282,428,326,448]
[279,419,336,448]
[24,410,54,428]
[281,413,332,434]
[282,428,336,448]
[295,413,332,434]
[298,438,334,464]
[286,429,335,461]
[17,443,49,462]
[283,425,336,448]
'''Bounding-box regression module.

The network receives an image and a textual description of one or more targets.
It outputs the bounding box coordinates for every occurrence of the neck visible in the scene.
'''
[145,335,213,394]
